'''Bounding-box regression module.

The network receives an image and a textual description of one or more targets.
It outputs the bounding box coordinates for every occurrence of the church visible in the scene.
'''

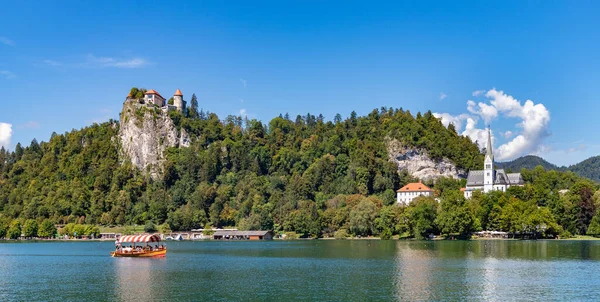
[463,128,524,198]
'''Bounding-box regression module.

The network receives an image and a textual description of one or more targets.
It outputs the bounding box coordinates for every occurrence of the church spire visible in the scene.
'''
[485,127,493,161]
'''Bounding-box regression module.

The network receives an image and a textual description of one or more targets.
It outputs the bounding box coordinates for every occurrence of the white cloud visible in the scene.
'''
[86,55,148,68]
[0,70,16,79]
[433,112,470,132]
[43,59,62,67]
[462,117,490,148]
[472,90,485,97]
[23,121,39,129]
[501,130,513,139]
[488,89,550,160]
[239,109,247,117]
[0,37,15,47]
[43,55,149,69]
[240,78,247,88]
[566,144,586,154]
[439,93,447,100]
[467,100,498,125]
[0,122,12,149]
[434,89,551,161]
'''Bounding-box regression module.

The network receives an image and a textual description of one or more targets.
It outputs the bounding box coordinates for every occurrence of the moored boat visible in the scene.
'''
[111,234,167,257]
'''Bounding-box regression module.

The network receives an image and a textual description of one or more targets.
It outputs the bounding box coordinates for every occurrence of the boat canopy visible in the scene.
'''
[118,234,161,243]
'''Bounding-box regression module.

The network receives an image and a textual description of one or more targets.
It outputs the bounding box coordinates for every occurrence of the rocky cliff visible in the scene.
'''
[119,99,190,178]
[386,138,465,181]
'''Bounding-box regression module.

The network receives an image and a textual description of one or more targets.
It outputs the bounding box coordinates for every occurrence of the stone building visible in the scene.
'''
[144,89,166,107]
[463,128,524,198]
[128,88,186,113]
[173,89,186,113]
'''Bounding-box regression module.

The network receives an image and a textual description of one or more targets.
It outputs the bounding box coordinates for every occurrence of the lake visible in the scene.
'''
[1,240,600,301]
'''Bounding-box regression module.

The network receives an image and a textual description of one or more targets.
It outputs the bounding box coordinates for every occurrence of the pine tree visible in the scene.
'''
[189,93,199,119]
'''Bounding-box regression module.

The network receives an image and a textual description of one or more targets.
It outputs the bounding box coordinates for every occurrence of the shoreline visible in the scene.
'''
[3,236,600,242]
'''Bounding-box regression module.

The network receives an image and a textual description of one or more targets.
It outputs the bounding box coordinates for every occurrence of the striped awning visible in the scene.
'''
[118,234,161,243]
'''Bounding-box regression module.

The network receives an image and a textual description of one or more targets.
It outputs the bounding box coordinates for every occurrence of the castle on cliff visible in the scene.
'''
[126,88,186,113]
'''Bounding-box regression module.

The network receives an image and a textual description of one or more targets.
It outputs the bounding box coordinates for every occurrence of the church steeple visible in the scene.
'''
[483,127,494,192]
[485,127,493,162]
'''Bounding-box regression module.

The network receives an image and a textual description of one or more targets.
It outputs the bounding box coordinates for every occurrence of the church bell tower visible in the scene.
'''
[483,128,494,192]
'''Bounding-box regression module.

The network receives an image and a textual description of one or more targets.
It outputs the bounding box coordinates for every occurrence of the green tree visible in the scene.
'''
[22,219,38,238]
[38,219,57,238]
[573,181,596,235]
[349,199,378,236]
[436,190,478,238]
[0,218,8,239]
[188,93,199,119]
[167,204,207,231]
[408,197,438,239]
[144,221,157,233]
[376,204,408,238]
[7,220,22,239]
[587,212,600,236]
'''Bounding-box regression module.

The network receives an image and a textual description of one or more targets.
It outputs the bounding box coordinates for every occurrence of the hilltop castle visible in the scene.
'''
[126,88,186,113]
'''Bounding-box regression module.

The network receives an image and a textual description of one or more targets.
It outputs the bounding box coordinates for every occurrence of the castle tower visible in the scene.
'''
[483,127,494,192]
[173,89,185,112]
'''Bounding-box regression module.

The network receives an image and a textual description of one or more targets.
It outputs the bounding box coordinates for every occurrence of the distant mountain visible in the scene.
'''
[496,155,559,172]
[497,155,600,182]
[567,156,600,183]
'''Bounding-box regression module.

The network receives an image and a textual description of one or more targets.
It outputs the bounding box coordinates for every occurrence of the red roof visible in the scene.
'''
[145,89,164,99]
[397,182,432,192]
[174,89,183,96]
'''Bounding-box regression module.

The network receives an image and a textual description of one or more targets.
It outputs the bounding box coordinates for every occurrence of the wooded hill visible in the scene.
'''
[498,155,600,182]
[0,94,598,239]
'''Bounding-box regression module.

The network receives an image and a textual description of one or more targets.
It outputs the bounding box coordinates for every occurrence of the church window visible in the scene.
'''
[486,164,491,169]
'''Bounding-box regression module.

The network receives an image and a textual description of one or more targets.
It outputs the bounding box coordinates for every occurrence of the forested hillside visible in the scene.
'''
[0,96,598,239]
[567,156,600,182]
[497,155,600,182]
[0,104,481,235]
[497,155,558,172]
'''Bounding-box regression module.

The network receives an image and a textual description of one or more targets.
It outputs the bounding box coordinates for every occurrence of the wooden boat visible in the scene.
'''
[111,234,167,257]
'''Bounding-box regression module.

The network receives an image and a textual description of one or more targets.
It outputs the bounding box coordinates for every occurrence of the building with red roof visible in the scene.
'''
[136,88,186,112]
[144,89,166,107]
[396,182,433,205]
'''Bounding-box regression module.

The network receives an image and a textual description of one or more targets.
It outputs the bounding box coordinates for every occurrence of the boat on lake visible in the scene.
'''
[111,234,166,257]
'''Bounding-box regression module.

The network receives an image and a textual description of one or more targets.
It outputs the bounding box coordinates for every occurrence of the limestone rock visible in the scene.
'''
[386,138,465,181]
[180,127,191,148]
[118,99,191,178]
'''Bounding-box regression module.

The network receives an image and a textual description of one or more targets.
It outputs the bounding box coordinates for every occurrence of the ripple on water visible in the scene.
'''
[1,240,600,301]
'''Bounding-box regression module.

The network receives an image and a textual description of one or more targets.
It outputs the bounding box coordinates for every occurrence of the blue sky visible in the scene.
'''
[0,1,599,166]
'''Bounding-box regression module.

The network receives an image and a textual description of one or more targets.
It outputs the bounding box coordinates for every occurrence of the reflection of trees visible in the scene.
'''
[395,240,600,300]
[393,242,438,301]
[114,258,166,301]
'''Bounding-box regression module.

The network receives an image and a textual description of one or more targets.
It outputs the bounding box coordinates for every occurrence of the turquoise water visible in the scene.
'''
[1,240,600,301]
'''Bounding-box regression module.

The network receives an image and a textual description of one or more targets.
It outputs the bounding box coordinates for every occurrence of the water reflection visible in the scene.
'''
[113,257,167,301]
[2,241,600,301]
[393,242,438,301]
